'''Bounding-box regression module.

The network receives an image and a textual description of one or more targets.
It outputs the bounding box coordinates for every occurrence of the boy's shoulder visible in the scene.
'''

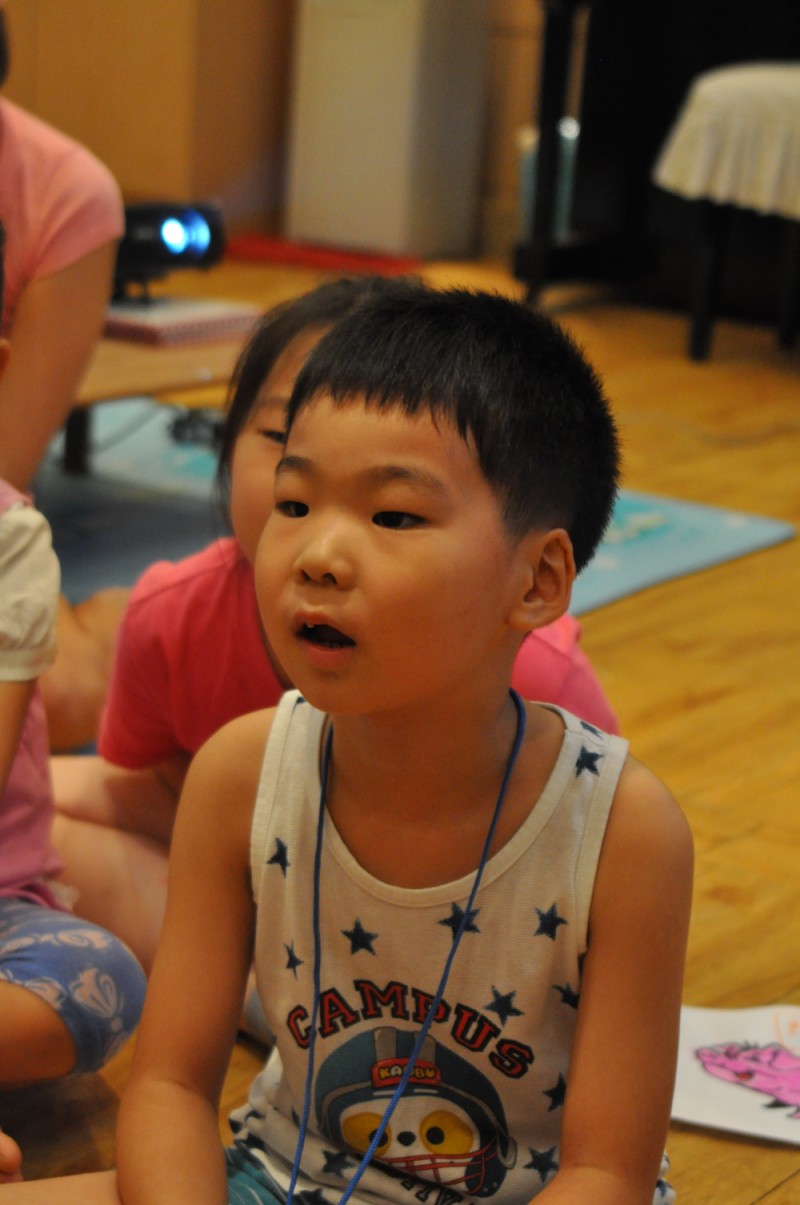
[516,706,687,863]
[199,703,279,765]
[178,705,280,842]
[615,753,688,823]
[193,691,318,811]
[602,752,693,882]
[521,701,626,768]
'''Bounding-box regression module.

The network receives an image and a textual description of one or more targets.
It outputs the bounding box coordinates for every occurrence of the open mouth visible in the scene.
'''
[299,622,355,650]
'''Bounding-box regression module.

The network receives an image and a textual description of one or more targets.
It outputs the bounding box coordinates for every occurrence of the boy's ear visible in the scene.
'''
[508,528,575,633]
[0,338,9,381]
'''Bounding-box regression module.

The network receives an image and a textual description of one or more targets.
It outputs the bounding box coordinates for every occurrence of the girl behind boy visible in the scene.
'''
[52,278,618,977]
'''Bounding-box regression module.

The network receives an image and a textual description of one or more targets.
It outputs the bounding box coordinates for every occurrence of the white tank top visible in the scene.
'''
[231,690,673,1203]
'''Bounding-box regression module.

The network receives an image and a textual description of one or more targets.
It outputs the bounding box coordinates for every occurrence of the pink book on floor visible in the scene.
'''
[104,297,260,345]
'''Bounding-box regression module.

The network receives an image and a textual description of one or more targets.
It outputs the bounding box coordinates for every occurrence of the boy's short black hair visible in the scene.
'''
[217,275,417,508]
[288,282,620,573]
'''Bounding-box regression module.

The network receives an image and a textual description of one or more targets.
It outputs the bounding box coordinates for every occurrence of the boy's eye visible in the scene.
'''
[373,511,424,530]
[275,500,309,518]
[262,428,286,446]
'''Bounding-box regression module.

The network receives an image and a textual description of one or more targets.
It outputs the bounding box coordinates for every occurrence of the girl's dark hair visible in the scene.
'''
[216,275,415,510]
[289,282,620,574]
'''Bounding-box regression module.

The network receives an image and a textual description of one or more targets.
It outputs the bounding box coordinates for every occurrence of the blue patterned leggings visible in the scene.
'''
[0,896,146,1074]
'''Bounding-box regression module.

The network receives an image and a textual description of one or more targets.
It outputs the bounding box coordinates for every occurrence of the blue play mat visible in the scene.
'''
[571,489,795,614]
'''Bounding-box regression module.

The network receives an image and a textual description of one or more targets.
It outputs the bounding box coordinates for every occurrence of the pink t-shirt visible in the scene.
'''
[0,479,64,903]
[99,539,286,768]
[99,538,618,769]
[511,615,618,733]
[0,97,124,334]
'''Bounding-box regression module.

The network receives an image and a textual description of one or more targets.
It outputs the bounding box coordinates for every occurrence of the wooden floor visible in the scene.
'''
[2,257,799,1201]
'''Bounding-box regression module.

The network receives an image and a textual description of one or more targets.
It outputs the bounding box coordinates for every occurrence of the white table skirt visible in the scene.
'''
[653,63,800,220]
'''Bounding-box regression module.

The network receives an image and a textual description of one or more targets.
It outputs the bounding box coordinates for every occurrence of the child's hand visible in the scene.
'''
[0,1127,23,1184]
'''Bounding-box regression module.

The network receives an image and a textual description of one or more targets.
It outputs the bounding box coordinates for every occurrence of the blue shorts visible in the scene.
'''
[225,1147,286,1205]
[0,896,146,1074]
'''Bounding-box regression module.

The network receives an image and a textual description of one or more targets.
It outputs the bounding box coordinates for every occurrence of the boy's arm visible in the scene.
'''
[115,709,272,1205]
[539,757,693,1205]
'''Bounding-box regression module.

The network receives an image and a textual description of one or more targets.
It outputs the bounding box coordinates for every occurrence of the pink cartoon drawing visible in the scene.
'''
[696,1043,800,1116]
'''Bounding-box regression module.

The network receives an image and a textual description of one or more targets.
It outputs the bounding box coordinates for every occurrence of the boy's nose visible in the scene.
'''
[295,524,354,589]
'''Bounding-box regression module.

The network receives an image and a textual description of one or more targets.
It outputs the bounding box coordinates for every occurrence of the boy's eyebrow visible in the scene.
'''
[275,455,448,496]
[363,464,449,496]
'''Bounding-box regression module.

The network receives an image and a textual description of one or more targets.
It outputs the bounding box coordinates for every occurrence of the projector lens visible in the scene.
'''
[160,212,212,257]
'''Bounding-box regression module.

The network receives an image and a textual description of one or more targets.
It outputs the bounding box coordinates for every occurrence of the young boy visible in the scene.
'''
[5,283,692,1203]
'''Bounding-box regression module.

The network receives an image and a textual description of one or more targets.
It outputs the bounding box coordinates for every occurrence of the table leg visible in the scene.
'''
[63,407,92,474]
[689,202,731,362]
[777,220,800,350]
[513,2,578,303]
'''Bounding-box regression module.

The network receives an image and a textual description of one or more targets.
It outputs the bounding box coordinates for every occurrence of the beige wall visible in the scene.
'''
[4,0,295,234]
[4,0,579,255]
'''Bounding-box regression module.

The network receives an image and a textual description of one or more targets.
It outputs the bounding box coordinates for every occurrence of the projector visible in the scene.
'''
[113,202,225,300]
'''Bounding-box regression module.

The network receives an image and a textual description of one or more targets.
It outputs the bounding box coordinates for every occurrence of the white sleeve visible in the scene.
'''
[0,501,60,681]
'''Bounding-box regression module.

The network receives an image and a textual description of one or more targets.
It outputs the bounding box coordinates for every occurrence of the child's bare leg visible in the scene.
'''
[0,983,76,1088]
[0,1169,119,1200]
[51,755,179,846]
[0,999,72,1186]
[51,815,168,975]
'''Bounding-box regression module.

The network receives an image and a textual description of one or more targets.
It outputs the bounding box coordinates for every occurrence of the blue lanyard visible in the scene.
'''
[286,690,527,1205]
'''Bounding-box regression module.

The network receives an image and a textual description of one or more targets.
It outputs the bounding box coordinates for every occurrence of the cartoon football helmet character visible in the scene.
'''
[315,1027,516,1195]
